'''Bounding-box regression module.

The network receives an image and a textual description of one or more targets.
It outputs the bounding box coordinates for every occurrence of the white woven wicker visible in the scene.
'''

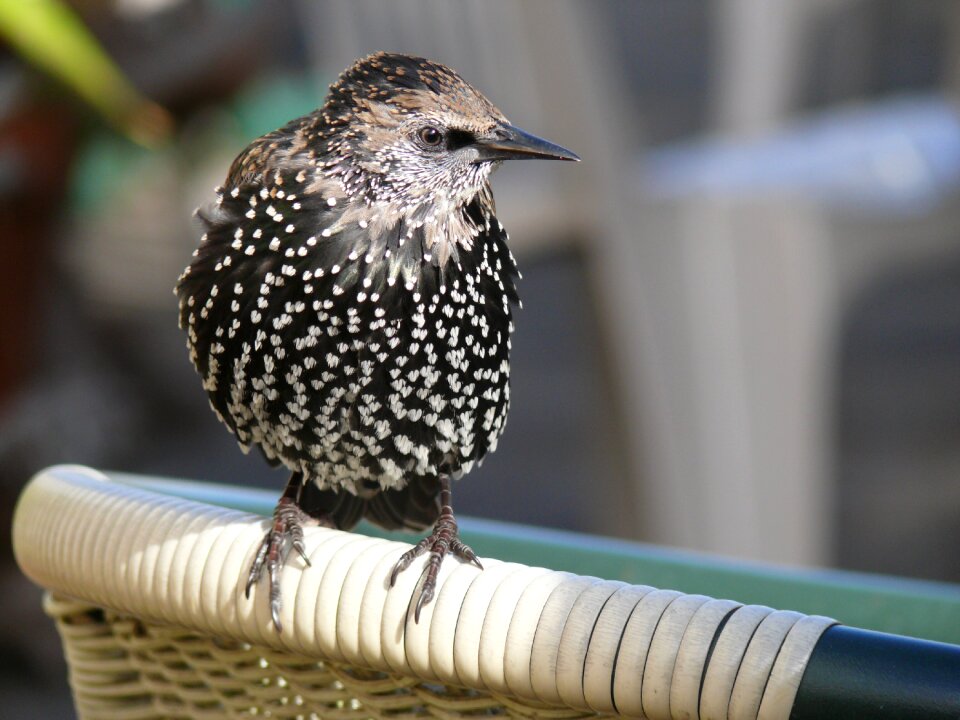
[13,466,835,720]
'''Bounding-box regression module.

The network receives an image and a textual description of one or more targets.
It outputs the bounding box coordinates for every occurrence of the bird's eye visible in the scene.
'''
[417,125,444,147]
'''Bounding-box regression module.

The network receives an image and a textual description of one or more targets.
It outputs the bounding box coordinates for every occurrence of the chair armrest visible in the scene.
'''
[13,465,960,719]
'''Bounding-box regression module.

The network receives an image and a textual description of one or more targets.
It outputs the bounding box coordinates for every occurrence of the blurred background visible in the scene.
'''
[1,0,959,714]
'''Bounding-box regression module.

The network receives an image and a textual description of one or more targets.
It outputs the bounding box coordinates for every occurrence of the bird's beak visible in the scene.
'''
[473,124,580,163]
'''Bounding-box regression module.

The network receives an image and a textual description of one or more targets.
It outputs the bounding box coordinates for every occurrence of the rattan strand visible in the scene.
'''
[45,594,591,720]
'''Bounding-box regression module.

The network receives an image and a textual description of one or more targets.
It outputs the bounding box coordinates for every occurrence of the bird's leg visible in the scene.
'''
[246,472,313,632]
[390,475,482,622]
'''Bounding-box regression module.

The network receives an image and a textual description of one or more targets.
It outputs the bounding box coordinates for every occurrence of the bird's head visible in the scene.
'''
[314,52,579,213]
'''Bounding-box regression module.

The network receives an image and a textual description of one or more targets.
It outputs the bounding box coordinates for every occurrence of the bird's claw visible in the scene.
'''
[390,511,482,623]
[246,496,312,632]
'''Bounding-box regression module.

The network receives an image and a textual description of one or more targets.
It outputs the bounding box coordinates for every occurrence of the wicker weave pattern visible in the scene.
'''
[45,594,588,720]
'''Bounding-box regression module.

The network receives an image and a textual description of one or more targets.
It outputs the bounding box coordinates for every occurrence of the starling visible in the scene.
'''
[177,52,578,631]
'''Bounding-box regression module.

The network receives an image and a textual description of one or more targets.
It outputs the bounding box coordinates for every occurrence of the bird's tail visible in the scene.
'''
[365,475,441,532]
[299,475,441,532]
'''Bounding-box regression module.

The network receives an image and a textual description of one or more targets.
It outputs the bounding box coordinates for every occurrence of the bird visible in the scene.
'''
[176,51,579,631]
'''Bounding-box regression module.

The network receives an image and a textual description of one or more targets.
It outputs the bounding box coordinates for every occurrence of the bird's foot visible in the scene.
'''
[245,494,313,633]
[390,505,482,622]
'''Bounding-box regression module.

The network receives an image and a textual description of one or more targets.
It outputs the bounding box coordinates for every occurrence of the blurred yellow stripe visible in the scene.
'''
[0,0,172,145]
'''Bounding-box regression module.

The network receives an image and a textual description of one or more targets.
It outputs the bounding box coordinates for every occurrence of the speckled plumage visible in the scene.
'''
[176,52,577,629]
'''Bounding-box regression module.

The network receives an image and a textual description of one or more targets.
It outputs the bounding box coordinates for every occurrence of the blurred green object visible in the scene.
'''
[0,0,171,145]
[232,73,326,140]
[67,71,323,213]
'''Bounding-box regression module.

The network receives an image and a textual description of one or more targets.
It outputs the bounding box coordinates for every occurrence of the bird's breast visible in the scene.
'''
[178,172,520,493]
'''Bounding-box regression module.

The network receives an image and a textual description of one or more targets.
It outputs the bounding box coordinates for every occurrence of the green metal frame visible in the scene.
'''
[115,473,960,645]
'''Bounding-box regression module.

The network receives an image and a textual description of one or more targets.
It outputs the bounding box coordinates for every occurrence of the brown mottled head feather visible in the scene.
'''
[325,51,505,128]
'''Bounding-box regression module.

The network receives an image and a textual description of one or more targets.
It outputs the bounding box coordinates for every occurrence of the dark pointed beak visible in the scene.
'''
[473,124,580,163]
